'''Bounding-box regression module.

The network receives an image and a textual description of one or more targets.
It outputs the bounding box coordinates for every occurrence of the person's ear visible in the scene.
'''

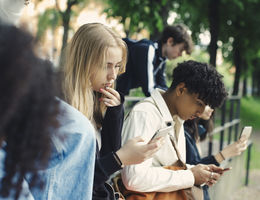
[167,37,174,46]
[176,82,186,96]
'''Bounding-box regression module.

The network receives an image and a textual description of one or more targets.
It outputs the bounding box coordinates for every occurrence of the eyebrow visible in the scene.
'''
[107,61,122,65]
[197,98,206,106]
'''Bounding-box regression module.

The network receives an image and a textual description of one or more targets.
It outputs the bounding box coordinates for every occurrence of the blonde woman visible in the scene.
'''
[63,23,163,200]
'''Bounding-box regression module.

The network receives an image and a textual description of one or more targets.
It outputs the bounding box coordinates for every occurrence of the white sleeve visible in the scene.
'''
[121,109,194,192]
[147,45,156,95]
[0,0,25,25]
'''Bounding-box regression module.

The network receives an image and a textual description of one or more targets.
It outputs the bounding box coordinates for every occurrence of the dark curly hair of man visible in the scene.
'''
[169,60,228,108]
[0,24,60,199]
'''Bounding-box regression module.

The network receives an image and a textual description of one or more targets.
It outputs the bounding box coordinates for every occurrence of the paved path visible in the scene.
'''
[230,132,260,200]
[230,169,260,200]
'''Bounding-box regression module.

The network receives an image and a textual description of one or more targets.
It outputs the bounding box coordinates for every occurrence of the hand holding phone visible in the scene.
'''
[149,126,172,143]
[213,167,232,175]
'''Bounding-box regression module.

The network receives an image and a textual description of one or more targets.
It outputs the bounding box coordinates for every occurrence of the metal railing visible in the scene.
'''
[208,96,252,186]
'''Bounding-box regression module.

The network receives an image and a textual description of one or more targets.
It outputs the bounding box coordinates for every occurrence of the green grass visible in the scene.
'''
[249,144,260,169]
[240,96,260,131]
[240,96,260,169]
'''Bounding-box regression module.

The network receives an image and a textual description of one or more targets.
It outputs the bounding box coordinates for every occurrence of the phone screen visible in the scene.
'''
[149,126,172,142]
[239,126,252,139]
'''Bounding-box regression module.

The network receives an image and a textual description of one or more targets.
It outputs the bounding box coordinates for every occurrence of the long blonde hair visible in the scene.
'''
[63,23,127,128]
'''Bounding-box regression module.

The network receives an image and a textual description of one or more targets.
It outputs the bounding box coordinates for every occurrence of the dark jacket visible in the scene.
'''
[93,94,125,200]
[184,124,219,200]
[116,38,167,97]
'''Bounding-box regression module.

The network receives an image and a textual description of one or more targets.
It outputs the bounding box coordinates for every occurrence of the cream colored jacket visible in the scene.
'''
[121,89,195,192]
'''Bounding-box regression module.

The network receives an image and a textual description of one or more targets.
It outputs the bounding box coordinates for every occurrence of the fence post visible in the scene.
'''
[228,100,234,144]
[234,99,241,140]
[245,142,253,186]
[220,101,226,150]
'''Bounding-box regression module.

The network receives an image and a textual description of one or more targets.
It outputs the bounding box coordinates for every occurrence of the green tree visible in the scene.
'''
[103,0,175,39]
[36,0,89,67]
[172,0,260,95]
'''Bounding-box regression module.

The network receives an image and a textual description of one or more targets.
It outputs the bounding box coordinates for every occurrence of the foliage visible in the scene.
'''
[36,8,60,41]
[171,0,260,95]
[103,0,175,38]
[35,0,89,66]
[240,97,260,131]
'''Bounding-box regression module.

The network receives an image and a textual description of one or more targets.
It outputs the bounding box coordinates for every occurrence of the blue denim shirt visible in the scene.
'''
[27,99,96,200]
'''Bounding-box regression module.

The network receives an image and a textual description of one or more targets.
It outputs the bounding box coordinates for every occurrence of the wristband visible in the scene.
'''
[112,152,124,168]
[219,151,225,160]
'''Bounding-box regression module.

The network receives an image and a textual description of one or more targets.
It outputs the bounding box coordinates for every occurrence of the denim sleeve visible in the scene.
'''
[0,149,35,200]
[185,131,219,166]
[27,100,96,200]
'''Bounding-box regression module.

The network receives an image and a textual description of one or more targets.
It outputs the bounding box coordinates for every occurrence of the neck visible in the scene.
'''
[161,43,166,58]
[162,90,177,117]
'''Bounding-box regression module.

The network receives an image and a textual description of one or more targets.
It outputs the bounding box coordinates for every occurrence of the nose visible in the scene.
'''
[107,67,117,81]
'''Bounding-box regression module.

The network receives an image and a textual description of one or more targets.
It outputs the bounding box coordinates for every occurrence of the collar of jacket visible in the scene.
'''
[150,88,174,127]
[154,41,166,62]
[150,89,184,143]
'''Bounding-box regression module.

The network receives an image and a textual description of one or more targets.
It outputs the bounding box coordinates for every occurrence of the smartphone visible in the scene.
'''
[223,167,232,171]
[239,126,252,139]
[149,126,172,142]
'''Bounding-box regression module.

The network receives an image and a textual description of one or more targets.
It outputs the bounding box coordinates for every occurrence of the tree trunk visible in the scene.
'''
[150,1,169,40]
[58,3,72,68]
[252,72,256,96]
[232,43,242,96]
[242,77,247,96]
[208,0,220,67]
[257,72,260,96]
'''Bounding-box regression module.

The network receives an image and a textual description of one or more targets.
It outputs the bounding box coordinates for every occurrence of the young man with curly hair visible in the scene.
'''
[121,60,228,194]
[116,25,193,97]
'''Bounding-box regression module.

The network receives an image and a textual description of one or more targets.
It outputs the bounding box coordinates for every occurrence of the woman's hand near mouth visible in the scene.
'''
[99,87,121,107]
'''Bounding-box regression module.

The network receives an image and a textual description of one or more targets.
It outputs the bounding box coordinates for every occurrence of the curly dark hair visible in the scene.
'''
[169,60,228,109]
[0,24,59,199]
[160,24,193,54]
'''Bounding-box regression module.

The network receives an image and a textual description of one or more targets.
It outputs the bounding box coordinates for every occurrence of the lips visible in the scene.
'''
[104,83,112,88]
[189,115,197,120]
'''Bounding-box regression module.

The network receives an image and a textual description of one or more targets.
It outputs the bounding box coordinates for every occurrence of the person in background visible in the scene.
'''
[184,105,248,200]
[63,23,164,200]
[116,24,193,97]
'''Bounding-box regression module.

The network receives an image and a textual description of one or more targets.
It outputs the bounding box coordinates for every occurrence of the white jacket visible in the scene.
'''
[121,89,194,192]
[0,0,25,25]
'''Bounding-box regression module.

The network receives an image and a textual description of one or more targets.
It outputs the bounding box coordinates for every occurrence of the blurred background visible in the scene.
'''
[18,0,260,199]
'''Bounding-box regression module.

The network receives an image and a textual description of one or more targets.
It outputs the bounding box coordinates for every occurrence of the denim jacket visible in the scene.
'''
[27,99,96,200]
[0,148,34,200]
